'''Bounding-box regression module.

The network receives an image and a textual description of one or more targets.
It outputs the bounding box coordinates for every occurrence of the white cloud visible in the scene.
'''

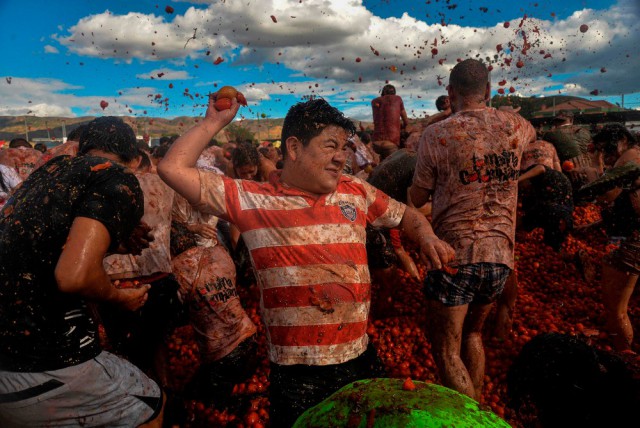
[0,77,181,118]
[52,0,640,102]
[0,0,623,121]
[136,68,192,80]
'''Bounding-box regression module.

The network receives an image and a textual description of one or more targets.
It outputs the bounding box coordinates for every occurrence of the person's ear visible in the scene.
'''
[128,155,142,171]
[447,86,455,106]
[285,136,301,161]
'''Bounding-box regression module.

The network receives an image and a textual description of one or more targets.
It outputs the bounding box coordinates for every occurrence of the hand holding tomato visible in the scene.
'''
[116,284,150,311]
[213,86,248,110]
[204,85,247,125]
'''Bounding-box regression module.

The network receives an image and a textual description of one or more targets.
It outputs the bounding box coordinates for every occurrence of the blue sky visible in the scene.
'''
[0,0,638,121]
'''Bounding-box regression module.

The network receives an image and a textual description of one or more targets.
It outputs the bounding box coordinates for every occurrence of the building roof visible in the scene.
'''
[532,99,623,118]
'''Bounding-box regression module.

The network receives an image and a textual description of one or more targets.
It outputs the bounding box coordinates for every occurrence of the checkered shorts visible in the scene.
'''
[424,263,511,306]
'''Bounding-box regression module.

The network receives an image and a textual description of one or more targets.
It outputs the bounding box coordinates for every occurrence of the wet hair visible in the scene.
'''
[136,140,151,154]
[258,146,270,157]
[152,144,170,160]
[78,116,138,162]
[435,95,449,111]
[159,135,178,147]
[357,131,371,144]
[34,143,47,153]
[232,141,260,169]
[381,84,396,96]
[9,138,30,149]
[138,150,152,171]
[67,124,88,143]
[507,333,639,428]
[593,123,637,154]
[449,59,489,98]
[281,98,356,159]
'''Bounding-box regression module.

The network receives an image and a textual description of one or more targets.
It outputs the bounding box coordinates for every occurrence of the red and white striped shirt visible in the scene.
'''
[196,170,405,365]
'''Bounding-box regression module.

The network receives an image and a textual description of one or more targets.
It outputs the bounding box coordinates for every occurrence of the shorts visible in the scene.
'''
[424,263,511,306]
[605,231,640,276]
[0,351,162,427]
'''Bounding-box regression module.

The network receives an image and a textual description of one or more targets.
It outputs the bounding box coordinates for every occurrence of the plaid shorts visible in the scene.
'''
[424,263,512,306]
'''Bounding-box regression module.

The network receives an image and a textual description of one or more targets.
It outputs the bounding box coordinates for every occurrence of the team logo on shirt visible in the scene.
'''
[339,201,357,222]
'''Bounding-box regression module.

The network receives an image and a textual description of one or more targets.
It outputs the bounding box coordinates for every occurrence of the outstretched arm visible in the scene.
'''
[158,94,239,204]
[399,206,454,270]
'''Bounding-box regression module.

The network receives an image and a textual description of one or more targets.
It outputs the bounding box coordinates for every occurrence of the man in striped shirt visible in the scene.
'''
[159,97,454,427]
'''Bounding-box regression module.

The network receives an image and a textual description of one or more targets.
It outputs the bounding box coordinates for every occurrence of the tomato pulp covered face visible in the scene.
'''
[287,125,351,196]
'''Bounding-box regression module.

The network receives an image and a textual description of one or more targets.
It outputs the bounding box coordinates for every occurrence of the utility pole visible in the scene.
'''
[622,94,625,109]
[62,121,67,142]
[24,117,29,141]
[488,69,492,108]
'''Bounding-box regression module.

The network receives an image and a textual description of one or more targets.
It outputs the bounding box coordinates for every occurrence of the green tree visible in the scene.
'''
[226,123,255,143]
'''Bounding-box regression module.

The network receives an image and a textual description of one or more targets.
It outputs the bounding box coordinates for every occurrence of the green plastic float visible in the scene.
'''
[293,378,511,428]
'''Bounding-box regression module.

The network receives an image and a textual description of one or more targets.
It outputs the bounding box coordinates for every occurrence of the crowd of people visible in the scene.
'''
[1,58,639,427]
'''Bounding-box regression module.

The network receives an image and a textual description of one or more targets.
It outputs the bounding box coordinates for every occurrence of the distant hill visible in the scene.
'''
[0,115,373,144]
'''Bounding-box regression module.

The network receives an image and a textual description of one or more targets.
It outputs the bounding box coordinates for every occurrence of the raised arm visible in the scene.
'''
[399,205,454,270]
[158,94,239,204]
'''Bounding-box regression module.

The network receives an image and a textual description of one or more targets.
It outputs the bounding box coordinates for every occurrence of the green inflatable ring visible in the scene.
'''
[293,378,511,428]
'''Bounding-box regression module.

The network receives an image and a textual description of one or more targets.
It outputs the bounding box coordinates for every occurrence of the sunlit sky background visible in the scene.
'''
[1,0,638,121]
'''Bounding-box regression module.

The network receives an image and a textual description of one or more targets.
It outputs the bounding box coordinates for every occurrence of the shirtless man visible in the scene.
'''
[371,84,409,147]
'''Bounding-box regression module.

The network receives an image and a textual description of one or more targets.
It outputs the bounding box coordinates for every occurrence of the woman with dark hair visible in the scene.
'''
[590,124,640,351]
[228,141,260,180]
